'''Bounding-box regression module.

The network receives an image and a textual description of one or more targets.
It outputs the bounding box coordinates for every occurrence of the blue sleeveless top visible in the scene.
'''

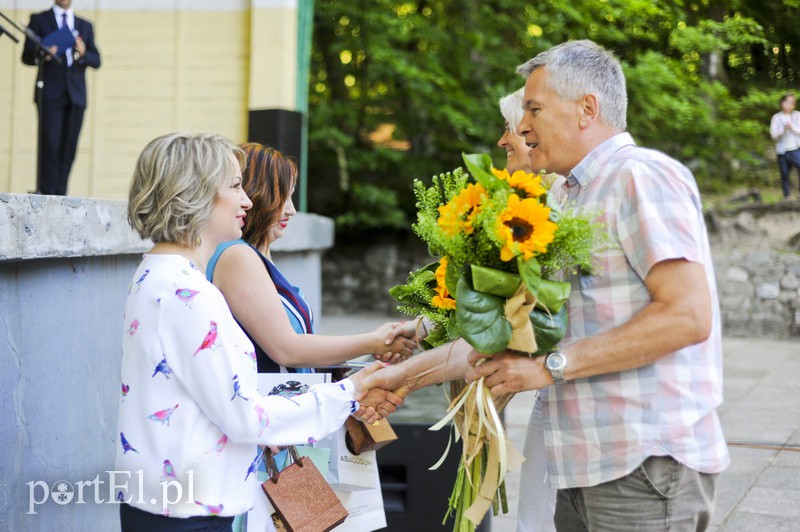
[207,240,313,373]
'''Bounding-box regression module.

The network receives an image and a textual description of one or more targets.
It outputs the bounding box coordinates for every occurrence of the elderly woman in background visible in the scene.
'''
[117,132,388,531]
[498,87,565,195]
[498,88,534,176]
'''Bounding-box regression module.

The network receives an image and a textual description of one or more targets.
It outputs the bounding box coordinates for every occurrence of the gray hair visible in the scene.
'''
[516,40,627,131]
[127,132,245,245]
[498,88,526,131]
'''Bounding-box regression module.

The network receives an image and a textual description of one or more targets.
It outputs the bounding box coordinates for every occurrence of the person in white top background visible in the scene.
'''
[116,131,392,531]
[769,92,800,199]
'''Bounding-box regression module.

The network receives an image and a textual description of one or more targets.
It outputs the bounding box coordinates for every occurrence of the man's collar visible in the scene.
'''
[567,132,635,189]
[52,5,73,17]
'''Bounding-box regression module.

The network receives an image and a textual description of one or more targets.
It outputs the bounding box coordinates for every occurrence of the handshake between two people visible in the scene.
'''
[349,317,558,424]
[347,318,428,423]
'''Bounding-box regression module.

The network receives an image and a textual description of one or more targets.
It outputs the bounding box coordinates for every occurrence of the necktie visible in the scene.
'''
[61,12,73,67]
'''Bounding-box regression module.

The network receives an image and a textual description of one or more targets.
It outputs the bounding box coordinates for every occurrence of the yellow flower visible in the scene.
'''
[437,183,486,235]
[491,167,547,198]
[496,194,557,261]
[431,257,456,309]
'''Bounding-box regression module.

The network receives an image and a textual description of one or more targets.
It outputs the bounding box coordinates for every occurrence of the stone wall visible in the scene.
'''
[322,239,431,317]
[322,201,800,339]
[708,200,800,338]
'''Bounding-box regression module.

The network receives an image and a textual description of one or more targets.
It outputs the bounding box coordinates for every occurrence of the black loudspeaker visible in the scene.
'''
[248,108,303,208]
[377,423,491,532]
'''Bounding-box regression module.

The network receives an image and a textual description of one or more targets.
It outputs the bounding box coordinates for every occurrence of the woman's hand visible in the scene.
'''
[352,388,405,423]
[370,321,418,364]
[351,362,410,421]
[348,361,406,422]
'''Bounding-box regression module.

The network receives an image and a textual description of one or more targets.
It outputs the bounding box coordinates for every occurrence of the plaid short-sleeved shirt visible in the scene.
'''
[537,133,730,489]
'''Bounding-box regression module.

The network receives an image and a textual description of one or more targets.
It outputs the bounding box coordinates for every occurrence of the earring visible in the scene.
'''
[195,236,202,246]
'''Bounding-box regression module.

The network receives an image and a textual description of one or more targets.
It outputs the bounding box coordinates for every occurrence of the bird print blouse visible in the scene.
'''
[115,254,358,518]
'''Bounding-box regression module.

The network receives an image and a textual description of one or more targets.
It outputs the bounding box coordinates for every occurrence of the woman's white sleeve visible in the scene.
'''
[160,286,356,446]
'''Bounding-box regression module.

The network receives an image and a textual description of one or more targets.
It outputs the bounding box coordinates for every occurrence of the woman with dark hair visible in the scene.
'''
[207,143,416,375]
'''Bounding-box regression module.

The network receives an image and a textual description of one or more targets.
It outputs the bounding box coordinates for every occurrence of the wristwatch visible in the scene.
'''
[544,350,568,384]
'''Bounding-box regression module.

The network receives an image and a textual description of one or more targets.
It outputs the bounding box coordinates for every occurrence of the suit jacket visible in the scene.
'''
[21,8,101,108]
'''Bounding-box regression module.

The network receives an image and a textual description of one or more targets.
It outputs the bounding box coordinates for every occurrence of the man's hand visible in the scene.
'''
[355,362,409,399]
[74,36,85,59]
[44,45,58,61]
[464,351,551,395]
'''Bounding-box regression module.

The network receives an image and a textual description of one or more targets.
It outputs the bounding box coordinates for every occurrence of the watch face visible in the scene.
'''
[547,352,565,370]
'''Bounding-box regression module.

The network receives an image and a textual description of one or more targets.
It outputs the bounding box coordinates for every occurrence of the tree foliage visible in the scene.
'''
[308,0,800,238]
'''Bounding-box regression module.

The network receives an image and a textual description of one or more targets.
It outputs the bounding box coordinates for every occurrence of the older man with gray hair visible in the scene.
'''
[473,39,730,531]
[363,39,729,531]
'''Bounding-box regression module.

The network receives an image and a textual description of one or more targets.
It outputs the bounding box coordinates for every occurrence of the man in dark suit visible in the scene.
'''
[21,0,100,196]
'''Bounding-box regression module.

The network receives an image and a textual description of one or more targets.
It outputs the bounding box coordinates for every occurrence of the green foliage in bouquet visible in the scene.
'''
[388,261,457,349]
[392,152,604,356]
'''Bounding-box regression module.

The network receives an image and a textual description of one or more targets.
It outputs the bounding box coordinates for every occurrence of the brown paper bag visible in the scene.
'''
[344,416,398,454]
[261,446,348,532]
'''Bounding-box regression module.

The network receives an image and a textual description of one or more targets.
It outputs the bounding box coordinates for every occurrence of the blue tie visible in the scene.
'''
[61,12,73,67]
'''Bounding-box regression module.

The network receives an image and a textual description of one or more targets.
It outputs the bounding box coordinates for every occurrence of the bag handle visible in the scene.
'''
[264,446,305,483]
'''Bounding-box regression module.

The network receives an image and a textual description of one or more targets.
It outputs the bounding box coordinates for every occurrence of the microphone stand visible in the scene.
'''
[0,10,62,193]
[0,20,19,43]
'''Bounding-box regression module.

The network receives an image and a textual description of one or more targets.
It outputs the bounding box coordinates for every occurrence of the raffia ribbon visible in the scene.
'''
[504,282,537,353]
[463,436,526,524]
[446,381,526,526]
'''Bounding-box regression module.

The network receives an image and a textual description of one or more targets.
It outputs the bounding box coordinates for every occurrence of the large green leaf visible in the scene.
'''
[461,153,498,190]
[519,258,571,313]
[455,271,511,354]
[470,264,521,299]
[530,306,568,356]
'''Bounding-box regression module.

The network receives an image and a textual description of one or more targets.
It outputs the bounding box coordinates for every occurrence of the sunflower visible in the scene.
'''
[431,257,456,309]
[496,194,557,261]
[491,167,547,198]
[437,183,486,235]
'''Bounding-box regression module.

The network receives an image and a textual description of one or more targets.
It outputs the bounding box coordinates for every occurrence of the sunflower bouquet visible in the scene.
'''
[390,153,602,531]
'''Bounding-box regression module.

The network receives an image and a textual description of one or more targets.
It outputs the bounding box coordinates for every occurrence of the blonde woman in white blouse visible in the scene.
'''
[117,132,390,531]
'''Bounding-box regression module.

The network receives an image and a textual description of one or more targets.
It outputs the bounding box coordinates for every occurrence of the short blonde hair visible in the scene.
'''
[127,132,245,245]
